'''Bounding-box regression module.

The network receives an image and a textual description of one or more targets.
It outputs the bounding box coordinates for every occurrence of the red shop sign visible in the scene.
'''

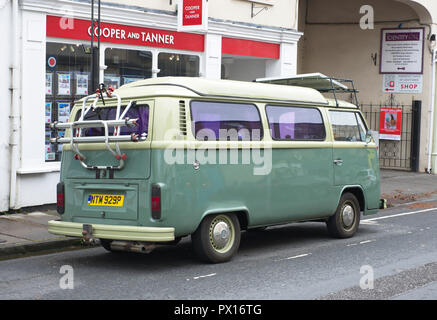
[46,15,205,52]
[178,0,208,31]
[379,108,402,141]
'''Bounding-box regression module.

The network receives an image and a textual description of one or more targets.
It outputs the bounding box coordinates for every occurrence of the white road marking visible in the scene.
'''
[363,207,437,222]
[359,239,376,245]
[192,273,216,280]
[361,220,379,225]
[276,253,311,261]
[347,239,376,247]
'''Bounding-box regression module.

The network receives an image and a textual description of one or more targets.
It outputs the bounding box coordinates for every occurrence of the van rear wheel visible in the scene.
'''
[326,193,360,238]
[192,213,241,263]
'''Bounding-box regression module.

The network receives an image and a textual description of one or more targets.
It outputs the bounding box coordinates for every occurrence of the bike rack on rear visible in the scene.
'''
[50,85,146,172]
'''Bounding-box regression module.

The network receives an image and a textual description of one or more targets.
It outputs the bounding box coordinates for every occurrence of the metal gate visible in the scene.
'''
[361,100,421,171]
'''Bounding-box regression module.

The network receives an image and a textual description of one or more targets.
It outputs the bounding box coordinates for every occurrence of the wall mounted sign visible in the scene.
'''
[380,28,424,74]
[177,0,208,32]
[382,74,423,93]
[46,15,205,52]
[379,108,403,140]
[48,56,57,68]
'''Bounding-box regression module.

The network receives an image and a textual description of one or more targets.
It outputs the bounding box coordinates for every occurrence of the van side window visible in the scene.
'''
[329,111,364,142]
[191,101,263,141]
[266,105,326,141]
[74,104,149,137]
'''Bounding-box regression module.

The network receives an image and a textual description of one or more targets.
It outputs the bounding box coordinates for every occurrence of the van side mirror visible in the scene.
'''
[365,131,373,144]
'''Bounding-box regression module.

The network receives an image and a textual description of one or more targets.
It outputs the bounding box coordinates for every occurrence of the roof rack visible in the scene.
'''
[50,85,146,171]
[256,73,360,108]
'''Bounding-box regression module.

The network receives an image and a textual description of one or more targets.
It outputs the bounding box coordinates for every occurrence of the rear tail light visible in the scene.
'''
[57,182,65,214]
[151,184,161,220]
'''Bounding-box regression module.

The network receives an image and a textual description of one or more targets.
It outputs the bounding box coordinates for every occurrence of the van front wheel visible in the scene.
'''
[192,213,241,263]
[327,193,360,238]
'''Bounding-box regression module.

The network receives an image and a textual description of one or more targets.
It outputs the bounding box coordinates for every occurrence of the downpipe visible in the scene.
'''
[427,49,437,174]
[9,0,20,209]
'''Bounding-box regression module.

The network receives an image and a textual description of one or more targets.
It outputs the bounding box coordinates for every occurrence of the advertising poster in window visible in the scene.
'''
[379,108,402,140]
[45,102,52,124]
[76,74,89,95]
[58,73,71,95]
[123,77,142,85]
[104,75,121,89]
[46,73,53,95]
[58,102,70,123]
[45,131,55,161]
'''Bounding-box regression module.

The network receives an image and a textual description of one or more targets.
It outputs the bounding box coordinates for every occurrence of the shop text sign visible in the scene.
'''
[380,28,424,74]
[379,108,403,141]
[382,74,423,94]
[46,15,204,52]
[178,0,208,31]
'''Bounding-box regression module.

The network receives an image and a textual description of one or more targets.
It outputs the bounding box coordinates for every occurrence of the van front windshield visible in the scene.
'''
[74,104,149,137]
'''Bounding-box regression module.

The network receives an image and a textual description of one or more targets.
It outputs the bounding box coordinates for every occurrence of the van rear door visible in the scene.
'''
[60,100,154,222]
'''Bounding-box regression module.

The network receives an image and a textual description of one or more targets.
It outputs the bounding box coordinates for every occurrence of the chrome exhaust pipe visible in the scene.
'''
[110,241,157,253]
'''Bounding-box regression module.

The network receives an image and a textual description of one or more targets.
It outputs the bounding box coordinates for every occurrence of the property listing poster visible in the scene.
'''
[45,102,52,124]
[379,108,402,140]
[58,73,71,95]
[104,75,120,89]
[76,73,89,95]
[58,102,70,123]
[46,73,53,95]
[45,131,55,161]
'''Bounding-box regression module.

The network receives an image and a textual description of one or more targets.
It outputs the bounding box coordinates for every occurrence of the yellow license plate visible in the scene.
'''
[87,194,124,207]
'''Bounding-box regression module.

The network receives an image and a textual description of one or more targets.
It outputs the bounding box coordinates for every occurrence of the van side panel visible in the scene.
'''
[333,144,380,211]
[148,147,339,237]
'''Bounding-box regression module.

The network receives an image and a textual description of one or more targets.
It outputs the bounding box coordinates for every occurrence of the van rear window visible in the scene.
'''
[266,105,326,141]
[74,104,149,137]
[191,101,263,141]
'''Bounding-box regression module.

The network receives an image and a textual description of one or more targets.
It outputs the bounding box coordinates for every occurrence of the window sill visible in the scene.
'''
[17,163,61,174]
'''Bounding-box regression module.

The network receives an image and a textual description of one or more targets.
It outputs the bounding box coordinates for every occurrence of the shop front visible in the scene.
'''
[4,0,302,210]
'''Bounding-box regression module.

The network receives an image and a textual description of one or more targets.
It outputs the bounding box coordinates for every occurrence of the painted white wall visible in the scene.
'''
[203,33,222,79]
[105,0,299,29]
[265,42,298,78]
[0,0,12,211]
[14,10,59,208]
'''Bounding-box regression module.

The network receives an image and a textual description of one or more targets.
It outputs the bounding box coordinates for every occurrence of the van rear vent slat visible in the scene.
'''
[179,100,187,136]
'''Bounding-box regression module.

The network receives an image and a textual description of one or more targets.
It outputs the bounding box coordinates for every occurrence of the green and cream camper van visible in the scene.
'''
[48,77,381,263]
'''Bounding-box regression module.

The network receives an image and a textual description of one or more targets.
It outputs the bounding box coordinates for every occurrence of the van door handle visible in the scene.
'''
[334,159,343,166]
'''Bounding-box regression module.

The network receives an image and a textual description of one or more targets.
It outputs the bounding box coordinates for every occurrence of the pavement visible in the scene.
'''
[1,169,437,261]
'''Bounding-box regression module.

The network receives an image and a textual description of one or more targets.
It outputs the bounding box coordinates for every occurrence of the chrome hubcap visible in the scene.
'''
[212,221,230,249]
[342,204,355,228]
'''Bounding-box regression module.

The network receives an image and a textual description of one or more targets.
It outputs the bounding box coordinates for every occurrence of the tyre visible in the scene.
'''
[326,193,361,238]
[192,213,241,263]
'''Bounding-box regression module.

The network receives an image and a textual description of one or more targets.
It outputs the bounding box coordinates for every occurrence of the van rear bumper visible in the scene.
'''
[48,220,175,242]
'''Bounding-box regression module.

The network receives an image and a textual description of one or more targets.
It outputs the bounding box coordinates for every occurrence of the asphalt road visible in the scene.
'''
[1,200,437,300]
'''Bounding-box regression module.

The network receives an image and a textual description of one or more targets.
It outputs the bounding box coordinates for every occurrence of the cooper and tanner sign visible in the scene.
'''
[380,28,424,74]
[177,0,208,32]
[46,15,205,52]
